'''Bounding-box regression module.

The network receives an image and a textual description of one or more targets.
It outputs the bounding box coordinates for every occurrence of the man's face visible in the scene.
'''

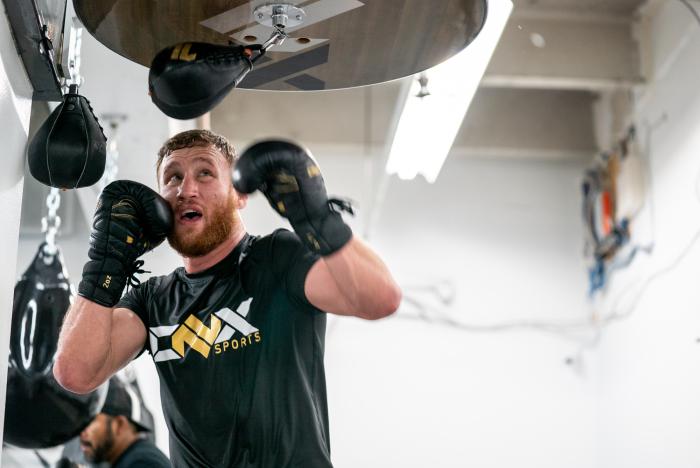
[159,144,246,257]
[79,414,115,463]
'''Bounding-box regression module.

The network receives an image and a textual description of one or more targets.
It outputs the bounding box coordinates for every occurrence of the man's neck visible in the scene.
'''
[182,225,247,274]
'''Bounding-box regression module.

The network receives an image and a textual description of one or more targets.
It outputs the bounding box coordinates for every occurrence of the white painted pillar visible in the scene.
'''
[0,0,35,456]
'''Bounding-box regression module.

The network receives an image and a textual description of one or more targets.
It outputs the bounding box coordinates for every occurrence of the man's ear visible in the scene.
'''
[235,190,248,209]
[113,415,133,434]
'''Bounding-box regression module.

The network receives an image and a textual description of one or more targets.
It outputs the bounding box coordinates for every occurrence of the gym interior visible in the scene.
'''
[0,0,698,467]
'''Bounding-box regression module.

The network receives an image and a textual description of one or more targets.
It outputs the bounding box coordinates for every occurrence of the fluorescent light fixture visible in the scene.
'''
[385,0,513,183]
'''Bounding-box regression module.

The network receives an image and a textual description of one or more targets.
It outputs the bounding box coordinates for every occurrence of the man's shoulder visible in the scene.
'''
[248,228,301,255]
[239,229,303,288]
[250,227,291,242]
[115,439,170,468]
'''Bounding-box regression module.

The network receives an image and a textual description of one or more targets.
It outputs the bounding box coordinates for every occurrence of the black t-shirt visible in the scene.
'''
[112,438,171,468]
[118,230,332,468]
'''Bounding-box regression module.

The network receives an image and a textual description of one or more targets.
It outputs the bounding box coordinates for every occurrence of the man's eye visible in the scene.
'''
[166,174,181,184]
[200,170,212,177]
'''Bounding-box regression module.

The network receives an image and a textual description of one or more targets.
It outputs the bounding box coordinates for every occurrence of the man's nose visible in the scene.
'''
[177,174,198,198]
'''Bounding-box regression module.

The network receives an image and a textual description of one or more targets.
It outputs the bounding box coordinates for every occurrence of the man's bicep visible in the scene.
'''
[108,307,148,371]
[304,259,354,316]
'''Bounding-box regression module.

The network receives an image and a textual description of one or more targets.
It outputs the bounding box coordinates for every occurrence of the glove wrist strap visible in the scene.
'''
[78,257,140,308]
[293,212,352,256]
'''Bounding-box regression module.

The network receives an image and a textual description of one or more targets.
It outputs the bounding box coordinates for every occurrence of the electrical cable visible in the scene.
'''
[394,118,698,344]
[399,310,594,336]
[598,116,700,325]
[600,227,700,324]
[572,4,700,333]
[595,0,700,323]
[397,283,595,344]
[390,1,700,344]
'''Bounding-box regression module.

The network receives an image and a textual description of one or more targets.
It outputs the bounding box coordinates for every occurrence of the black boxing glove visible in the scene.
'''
[78,180,173,307]
[233,140,353,256]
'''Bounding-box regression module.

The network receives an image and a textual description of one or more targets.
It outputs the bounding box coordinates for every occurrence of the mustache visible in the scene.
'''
[79,439,94,450]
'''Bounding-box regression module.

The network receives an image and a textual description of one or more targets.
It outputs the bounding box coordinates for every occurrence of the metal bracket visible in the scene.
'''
[253,3,307,52]
[253,3,306,29]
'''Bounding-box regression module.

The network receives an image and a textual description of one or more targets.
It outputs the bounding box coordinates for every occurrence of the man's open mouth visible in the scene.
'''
[181,209,202,221]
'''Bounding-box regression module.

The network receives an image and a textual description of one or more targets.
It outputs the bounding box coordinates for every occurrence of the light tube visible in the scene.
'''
[385,0,513,183]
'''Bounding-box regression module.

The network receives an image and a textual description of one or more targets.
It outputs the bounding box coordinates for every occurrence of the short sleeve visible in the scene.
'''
[269,229,321,306]
[116,280,151,330]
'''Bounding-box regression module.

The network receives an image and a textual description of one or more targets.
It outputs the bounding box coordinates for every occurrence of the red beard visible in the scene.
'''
[168,193,237,257]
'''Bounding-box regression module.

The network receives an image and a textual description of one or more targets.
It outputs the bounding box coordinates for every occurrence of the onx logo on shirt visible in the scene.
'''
[149,299,260,362]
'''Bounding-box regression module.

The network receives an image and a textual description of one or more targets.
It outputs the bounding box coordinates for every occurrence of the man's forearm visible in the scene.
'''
[54,180,169,393]
[54,296,114,393]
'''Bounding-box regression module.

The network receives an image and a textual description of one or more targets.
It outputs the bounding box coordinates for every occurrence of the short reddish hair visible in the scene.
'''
[156,129,236,177]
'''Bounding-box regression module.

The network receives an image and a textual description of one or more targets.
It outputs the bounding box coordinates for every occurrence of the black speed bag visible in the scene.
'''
[149,42,254,120]
[28,87,107,189]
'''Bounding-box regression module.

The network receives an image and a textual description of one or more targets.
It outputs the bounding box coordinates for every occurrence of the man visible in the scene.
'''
[79,379,170,467]
[54,129,401,467]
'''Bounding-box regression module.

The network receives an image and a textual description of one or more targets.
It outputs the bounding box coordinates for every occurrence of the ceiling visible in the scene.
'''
[210,0,647,158]
[513,0,645,15]
[19,0,650,235]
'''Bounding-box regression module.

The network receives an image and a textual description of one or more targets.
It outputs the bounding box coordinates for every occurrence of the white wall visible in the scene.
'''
[325,153,595,468]
[0,0,34,455]
[592,3,700,468]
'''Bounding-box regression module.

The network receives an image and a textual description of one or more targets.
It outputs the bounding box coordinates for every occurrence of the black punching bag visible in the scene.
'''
[27,85,107,189]
[4,244,107,448]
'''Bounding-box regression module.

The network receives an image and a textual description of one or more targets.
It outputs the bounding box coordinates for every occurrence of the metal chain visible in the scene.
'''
[62,20,83,93]
[41,188,62,258]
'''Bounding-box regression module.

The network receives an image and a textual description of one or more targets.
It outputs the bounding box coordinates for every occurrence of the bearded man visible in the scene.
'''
[78,379,169,467]
[55,129,401,468]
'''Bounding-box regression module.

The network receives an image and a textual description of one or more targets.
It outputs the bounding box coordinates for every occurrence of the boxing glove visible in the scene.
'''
[78,180,173,307]
[233,140,353,256]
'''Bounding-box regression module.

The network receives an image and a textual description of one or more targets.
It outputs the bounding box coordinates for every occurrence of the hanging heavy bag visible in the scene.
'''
[27,84,107,189]
[4,245,107,448]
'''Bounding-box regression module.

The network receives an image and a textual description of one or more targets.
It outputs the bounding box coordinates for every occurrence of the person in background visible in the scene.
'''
[79,379,170,467]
